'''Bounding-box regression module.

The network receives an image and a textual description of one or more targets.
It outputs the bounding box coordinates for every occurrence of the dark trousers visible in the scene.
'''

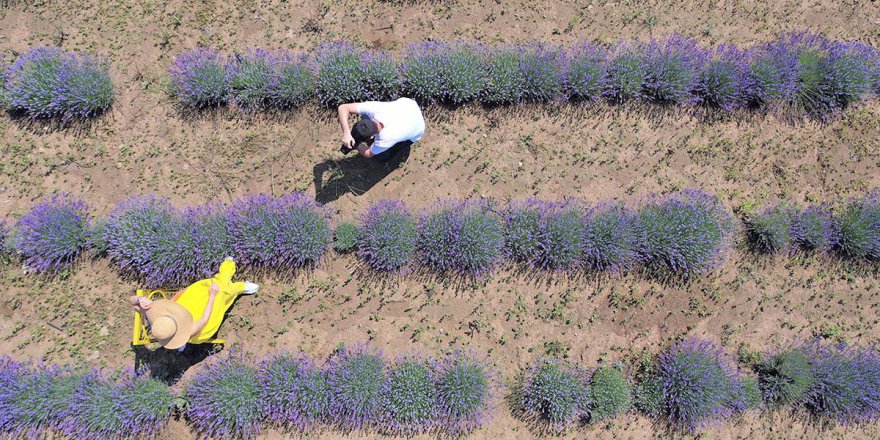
[374,141,413,163]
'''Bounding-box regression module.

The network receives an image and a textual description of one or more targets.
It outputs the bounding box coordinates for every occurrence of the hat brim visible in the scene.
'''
[144,299,194,350]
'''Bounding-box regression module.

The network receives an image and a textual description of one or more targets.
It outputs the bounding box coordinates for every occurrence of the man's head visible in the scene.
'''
[351,118,379,146]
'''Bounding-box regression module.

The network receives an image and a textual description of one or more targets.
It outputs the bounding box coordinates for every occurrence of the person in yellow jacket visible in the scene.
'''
[127,257,259,351]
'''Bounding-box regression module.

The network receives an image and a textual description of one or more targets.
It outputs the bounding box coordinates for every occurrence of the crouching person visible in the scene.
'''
[128,257,259,351]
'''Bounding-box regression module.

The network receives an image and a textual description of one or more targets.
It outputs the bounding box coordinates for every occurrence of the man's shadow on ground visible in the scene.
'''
[313,143,411,204]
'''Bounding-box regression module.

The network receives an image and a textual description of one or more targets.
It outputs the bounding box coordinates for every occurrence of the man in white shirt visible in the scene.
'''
[337,98,426,162]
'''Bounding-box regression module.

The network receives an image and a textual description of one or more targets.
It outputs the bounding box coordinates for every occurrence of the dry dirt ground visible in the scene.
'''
[1,1,880,439]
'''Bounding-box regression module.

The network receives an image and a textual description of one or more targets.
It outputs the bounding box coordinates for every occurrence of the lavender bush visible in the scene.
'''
[102,196,179,287]
[315,41,398,106]
[258,352,330,430]
[482,47,526,105]
[589,366,632,422]
[4,47,113,120]
[696,44,750,109]
[271,51,315,109]
[792,204,835,252]
[602,42,647,103]
[169,47,229,108]
[834,191,880,261]
[643,35,706,104]
[334,221,361,253]
[229,193,331,271]
[326,344,388,431]
[503,199,586,270]
[824,41,877,109]
[804,342,880,424]
[503,200,543,264]
[401,41,449,103]
[535,202,587,271]
[637,190,734,276]
[0,360,68,437]
[518,44,567,102]
[758,347,815,407]
[519,358,589,432]
[583,203,640,273]
[746,204,795,254]
[418,200,504,276]
[441,42,486,104]
[185,353,264,439]
[227,49,276,112]
[435,352,493,435]
[566,42,607,101]
[62,370,173,440]
[357,200,417,271]
[13,194,90,273]
[383,355,437,434]
[653,338,748,431]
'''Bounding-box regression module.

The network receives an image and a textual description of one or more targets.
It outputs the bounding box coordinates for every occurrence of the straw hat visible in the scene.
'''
[144,299,194,350]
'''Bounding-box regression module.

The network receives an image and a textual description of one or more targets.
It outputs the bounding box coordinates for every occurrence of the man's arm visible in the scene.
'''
[357,142,374,158]
[190,282,219,338]
[337,103,360,148]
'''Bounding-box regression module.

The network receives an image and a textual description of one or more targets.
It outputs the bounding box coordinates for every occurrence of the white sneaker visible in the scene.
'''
[242,281,259,295]
[225,256,234,262]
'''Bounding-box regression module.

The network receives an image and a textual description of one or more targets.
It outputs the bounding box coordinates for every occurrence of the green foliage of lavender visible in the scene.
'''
[589,366,632,422]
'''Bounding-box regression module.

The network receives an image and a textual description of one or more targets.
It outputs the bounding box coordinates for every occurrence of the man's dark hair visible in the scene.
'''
[351,119,379,145]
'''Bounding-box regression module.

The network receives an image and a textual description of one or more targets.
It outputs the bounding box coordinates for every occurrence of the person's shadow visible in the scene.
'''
[133,343,219,385]
[313,143,411,204]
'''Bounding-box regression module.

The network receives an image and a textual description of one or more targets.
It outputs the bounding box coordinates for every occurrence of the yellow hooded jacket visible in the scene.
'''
[173,259,245,344]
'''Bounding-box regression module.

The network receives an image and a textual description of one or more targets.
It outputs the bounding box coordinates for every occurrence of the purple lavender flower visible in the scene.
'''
[418,200,504,276]
[271,51,315,109]
[258,352,330,430]
[383,354,438,435]
[435,351,493,435]
[643,34,707,104]
[315,41,399,106]
[583,203,640,273]
[442,41,486,104]
[695,44,750,109]
[227,49,277,112]
[803,341,880,424]
[4,46,113,120]
[834,190,880,261]
[229,193,331,272]
[357,200,417,272]
[792,204,836,252]
[325,343,388,431]
[655,337,749,432]
[532,200,587,271]
[519,358,590,432]
[169,47,229,108]
[602,41,647,103]
[566,42,607,101]
[746,203,796,254]
[13,194,90,273]
[824,40,877,109]
[117,371,174,439]
[637,190,734,276]
[185,352,264,439]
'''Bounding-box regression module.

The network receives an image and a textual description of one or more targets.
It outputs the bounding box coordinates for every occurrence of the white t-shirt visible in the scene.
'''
[356,98,426,155]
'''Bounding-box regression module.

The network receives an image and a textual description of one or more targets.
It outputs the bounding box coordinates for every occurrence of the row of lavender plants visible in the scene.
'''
[1,338,878,439]
[1,190,878,284]
[168,32,880,119]
[1,47,114,121]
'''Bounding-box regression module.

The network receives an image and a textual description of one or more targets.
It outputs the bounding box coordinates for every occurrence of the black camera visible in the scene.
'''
[340,144,353,155]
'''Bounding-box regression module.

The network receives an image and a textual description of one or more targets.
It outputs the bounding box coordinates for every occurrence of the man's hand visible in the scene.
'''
[342,133,355,150]
[209,282,220,297]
